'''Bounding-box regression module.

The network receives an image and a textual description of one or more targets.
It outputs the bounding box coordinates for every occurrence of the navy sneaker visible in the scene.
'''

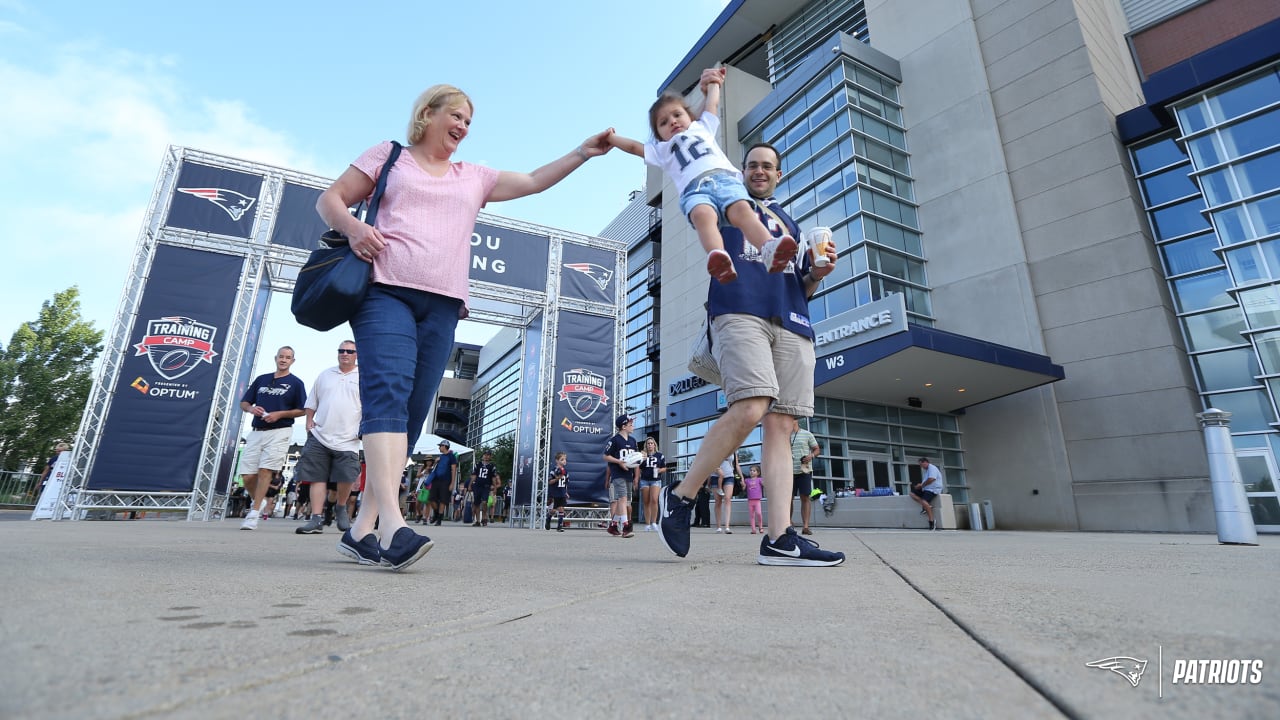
[337,530,381,566]
[657,486,694,557]
[379,527,434,572]
[757,527,845,567]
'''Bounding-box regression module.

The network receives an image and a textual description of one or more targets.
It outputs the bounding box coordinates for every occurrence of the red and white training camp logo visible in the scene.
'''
[133,316,219,380]
[558,368,608,421]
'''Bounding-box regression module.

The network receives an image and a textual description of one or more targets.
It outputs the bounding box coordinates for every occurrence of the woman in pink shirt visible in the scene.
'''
[317,84,612,571]
[743,465,765,534]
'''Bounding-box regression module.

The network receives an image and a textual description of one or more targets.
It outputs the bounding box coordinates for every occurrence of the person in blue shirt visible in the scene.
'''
[237,347,306,530]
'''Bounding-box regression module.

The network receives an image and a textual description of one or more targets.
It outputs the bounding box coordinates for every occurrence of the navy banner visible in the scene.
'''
[513,313,544,506]
[550,311,614,504]
[560,242,617,302]
[470,221,550,292]
[88,245,244,491]
[269,183,330,250]
[164,162,263,239]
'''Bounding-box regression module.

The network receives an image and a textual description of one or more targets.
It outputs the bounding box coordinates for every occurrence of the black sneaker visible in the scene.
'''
[657,486,694,557]
[336,530,381,566]
[379,527,434,571]
[928,519,936,530]
[757,527,845,567]
[295,515,324,535]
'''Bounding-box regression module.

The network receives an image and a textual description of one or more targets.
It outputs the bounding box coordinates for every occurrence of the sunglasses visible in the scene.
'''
[337,349,357,355]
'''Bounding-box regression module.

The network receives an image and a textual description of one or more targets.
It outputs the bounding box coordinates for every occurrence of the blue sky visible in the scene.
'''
[0,0,727,434]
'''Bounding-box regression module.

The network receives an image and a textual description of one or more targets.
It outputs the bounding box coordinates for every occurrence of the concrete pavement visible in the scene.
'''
[1,513,1276,719]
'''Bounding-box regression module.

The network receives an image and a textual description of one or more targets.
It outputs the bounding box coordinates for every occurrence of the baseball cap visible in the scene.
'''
[615,414,632,429]
[438,439,451,448]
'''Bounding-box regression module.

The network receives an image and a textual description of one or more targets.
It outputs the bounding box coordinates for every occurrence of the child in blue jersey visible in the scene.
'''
[546,452,571,532]
[607,67,797,284]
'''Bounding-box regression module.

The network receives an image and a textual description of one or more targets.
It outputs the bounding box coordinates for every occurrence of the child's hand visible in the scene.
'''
[699,66,725,92]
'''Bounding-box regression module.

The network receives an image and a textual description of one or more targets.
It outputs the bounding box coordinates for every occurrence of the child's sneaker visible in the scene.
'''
[757,527,845,567]
[706,249,737,283]
[760,235,798,273]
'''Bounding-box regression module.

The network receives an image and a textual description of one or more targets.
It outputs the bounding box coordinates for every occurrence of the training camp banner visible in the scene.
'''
[87,245,244,492]
[549,311,615,505]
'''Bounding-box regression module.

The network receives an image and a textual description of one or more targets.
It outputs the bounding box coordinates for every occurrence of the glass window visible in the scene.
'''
[1187,134,1222,168]
[1230,149,1280,201]
[1247,193,1280,238]
[1239,284,1280,328]
[1213,204,1254,243]
[1151,198,1211,239]
[1183,307,1247,352]
[1142,165,1199,206]
[1161,233,1220,275]
[1200,166,1237,206]
[1177,103,1211,134]
[1210,70,1280,126]
[1204,390,1274,432]
[1192,347,1260,391]
[1172,269,1232,312]
[1253,330,1280,374]
[1225,243,1266,283]
[1133,137,1187,173]
[1220,107,1280,159]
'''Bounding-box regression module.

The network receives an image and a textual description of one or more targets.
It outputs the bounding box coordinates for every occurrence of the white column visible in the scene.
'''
[1197,409,1258,545]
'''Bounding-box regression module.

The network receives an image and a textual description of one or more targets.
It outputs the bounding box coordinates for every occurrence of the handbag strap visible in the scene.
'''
[364,141,403,228]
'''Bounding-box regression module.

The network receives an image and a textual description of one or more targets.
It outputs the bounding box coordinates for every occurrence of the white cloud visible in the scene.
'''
[0,38,316,342]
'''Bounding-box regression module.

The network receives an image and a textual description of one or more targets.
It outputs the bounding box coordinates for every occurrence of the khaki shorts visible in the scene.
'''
[711,314,815,417]
[238,427,292,475]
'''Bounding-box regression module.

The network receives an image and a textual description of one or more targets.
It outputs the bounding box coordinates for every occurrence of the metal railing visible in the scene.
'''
[0,471,41,509]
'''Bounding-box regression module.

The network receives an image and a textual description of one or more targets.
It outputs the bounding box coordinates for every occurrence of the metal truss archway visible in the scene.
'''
[53,146,626,525]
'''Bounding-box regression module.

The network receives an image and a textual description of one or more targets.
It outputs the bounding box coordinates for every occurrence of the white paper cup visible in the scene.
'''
[804,226,833,267]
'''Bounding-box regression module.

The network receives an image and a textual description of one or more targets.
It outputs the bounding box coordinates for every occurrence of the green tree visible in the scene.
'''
[491,433,516,486]
[0,288,104,471]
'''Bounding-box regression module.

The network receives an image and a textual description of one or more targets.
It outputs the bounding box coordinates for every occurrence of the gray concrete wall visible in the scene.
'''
[866,0,1210,530]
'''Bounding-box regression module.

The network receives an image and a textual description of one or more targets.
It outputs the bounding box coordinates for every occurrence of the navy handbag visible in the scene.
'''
[291,141,403,331]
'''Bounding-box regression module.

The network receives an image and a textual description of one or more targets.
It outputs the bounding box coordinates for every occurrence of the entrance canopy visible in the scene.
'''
[810,294,1063,414]
[413,433,473,458]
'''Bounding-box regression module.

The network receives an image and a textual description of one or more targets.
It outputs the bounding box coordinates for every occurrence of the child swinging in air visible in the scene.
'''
[607,67,797,283]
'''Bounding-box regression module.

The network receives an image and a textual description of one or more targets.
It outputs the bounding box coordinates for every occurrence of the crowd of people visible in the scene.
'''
[223,66,950,572]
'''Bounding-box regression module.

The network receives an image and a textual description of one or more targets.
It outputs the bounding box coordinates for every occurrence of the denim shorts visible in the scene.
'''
[679,170,751,224]
[639,479,663,489]
[350,284,461,453]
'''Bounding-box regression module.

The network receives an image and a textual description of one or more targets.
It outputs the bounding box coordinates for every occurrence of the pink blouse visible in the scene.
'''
[351,141,500,304]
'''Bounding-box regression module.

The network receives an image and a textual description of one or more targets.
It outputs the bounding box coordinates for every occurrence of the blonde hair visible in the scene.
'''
[407,85,474,144]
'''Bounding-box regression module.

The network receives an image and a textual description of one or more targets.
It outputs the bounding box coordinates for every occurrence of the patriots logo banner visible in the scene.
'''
[176,188,255,221]
[560,242,617,301]
[133,316,219,380]
[164,161,263,239]
[88,245,243,492]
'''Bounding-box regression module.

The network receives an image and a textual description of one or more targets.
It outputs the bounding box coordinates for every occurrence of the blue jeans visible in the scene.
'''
[350,284,461,453]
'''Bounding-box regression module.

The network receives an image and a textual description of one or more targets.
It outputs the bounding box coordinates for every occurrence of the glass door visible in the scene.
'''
[832,452,892,496]
[1236,449,1280,531]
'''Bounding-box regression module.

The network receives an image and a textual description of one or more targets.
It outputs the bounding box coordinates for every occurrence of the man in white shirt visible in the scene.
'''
[910,457,945,530]
[295,341,362,535]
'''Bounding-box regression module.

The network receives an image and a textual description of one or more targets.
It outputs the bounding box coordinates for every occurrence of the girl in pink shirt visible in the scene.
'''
[743,465,765,534]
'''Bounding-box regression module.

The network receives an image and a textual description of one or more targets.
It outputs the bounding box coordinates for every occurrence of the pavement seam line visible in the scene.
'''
[855,534,1085,720]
